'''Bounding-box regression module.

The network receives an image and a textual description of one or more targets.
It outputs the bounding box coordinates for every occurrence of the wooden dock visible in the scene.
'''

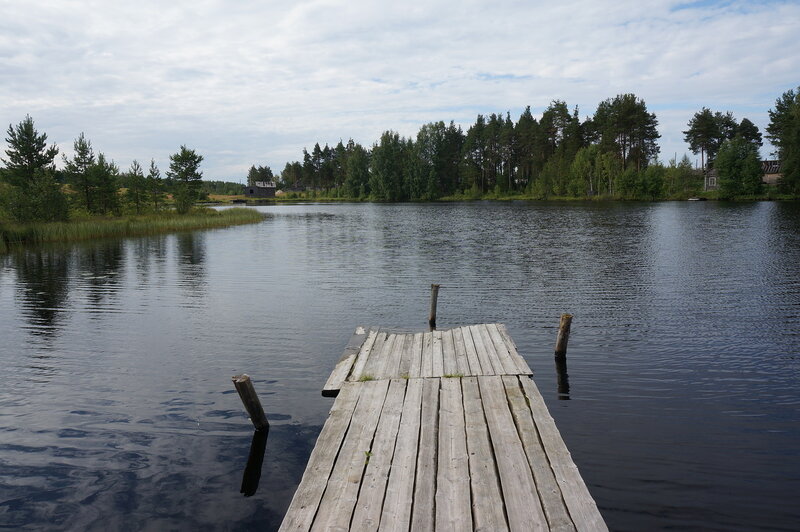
[280,324,607,531]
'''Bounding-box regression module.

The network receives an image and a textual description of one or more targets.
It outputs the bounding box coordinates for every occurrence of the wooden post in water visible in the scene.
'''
[232,374,269,431]
[554,314,573,358]
[428,284,440,329]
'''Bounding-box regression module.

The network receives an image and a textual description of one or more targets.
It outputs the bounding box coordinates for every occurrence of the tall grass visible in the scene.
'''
[0,208,264,250]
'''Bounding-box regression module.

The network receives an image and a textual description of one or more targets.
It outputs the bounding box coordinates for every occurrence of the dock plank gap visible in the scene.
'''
[281,323,607,531]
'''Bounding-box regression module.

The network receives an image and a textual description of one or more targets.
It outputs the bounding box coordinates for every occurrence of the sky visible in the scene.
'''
[1,0,798,182]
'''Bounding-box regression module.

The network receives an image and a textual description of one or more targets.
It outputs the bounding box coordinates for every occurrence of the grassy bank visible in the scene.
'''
[0,207,265,252]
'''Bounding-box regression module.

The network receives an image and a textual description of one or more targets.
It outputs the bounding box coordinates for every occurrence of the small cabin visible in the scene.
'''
[244,181,276,198]
[762,160,782,185]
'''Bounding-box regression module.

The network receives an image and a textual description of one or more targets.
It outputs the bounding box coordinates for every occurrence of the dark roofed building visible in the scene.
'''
[762,160,782,185]
[244,181,276,198]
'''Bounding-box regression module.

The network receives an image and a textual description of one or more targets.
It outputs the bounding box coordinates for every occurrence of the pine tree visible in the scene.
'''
[167,146,203,214]
[63,133,96,212]
[2,116,67,222]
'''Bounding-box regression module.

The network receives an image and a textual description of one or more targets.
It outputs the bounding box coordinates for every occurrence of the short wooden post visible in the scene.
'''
[554,314,573,358]
[428,284,440,329]
[232,374,269,431]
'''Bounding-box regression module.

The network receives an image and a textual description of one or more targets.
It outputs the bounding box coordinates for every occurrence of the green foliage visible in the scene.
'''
[593,93,660,171]
[200,180,245,195]
[2,115,59,188]
[146,159,164,210]
[167,146,203,214]
[664,155,701,196]
[715,136,763,199]
[343,143,370,198]
[125,160,147,214]
[90,153,121,215]
[684,108,741,173]
[63,133,96,211]
[1,116,67,223]
[246,165,273,187]
[370,131,406,201]
[767,87,800,196]
[3,170,69,223]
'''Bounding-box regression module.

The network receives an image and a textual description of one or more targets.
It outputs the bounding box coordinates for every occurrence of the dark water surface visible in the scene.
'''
[1,201,799,531]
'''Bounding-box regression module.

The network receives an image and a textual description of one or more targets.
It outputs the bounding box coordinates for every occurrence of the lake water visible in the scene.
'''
[1,201,799,531]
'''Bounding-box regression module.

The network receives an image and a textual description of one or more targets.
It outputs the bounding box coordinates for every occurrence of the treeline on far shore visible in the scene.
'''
[266,88,799,201]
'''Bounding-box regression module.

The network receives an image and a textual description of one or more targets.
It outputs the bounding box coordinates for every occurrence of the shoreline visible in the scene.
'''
[0,207,265,253]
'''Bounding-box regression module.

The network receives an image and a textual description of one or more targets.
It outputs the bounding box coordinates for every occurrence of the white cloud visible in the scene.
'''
[1,0,797,178]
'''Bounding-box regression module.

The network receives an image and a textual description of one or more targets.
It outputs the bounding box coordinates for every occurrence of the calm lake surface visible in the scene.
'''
[1,201,799,531]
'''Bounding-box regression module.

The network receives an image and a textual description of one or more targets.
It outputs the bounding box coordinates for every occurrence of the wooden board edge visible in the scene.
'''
[322,326,374,396]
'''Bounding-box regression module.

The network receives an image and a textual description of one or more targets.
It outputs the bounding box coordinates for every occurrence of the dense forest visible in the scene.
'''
[2,87,799,227]
[274,89,800,200]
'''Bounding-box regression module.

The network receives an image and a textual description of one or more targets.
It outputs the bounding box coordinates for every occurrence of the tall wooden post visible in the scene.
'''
[554,314,573,358]
[232,374,269,431]
[428,284,440,329]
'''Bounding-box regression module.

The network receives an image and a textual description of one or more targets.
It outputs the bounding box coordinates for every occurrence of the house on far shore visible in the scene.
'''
[243,181,276,198]
[704,160,783,191]
[762,160,782,186]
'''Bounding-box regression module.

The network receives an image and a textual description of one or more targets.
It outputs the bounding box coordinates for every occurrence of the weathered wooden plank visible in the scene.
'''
[421,332,434,378]
[370,333,398,380]
[452,327,472,376]
[411,378,439,530]
[461,325,485,375]
[503,376,576,532]
[379,378,423,532]
[397,334,414,378]
[482,323,525,375]
[407,332,424,379]
[352,379,407,530]
[478,375,548,532]
[469,325,503,375]
[519,377,608,532]
[442,328,458,376]
[350,330,381,382]
[322,326,371,396]
[311,379,391,531]
[496,323,534,375]
[359,332,388,381]
[279,383,362,532]
[462,377,508,532]
[435,377,472,531]
[431,330,445,377]
[384,333,409,379]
